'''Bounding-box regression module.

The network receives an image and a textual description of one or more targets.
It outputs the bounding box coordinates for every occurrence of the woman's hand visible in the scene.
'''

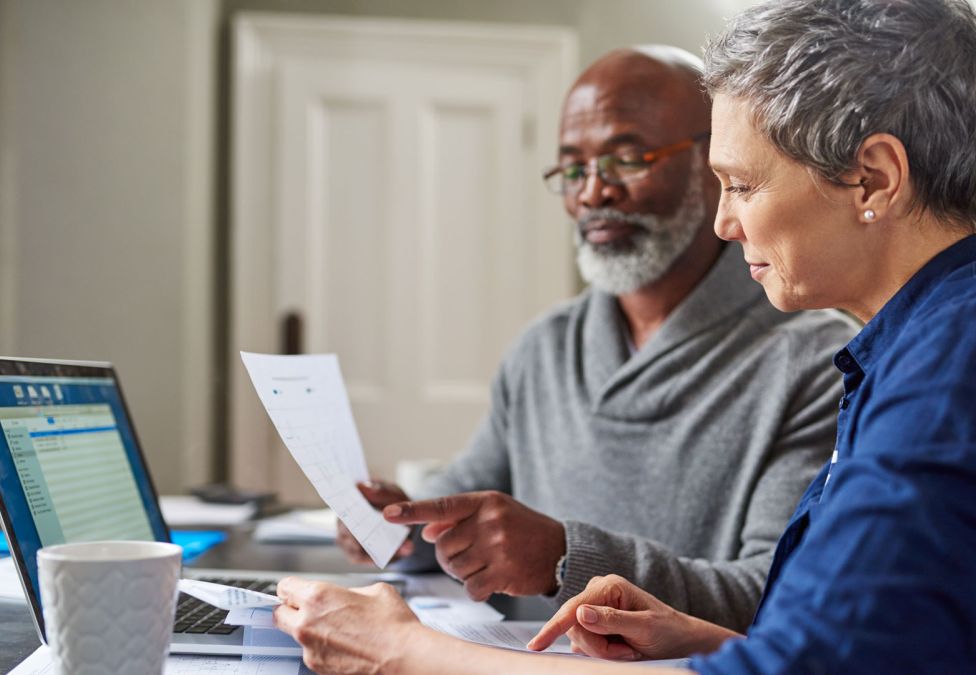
[274,576,421,674]
[527,574,741,661]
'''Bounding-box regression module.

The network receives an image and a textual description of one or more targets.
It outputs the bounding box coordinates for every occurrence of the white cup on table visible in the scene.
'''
[395,458,444,497]
[37,540,182,675]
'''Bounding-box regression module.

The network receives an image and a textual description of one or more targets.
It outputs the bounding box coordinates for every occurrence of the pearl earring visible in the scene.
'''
[864,209,876,221]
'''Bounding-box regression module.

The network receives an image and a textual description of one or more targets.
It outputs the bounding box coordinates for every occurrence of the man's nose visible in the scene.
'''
[577,170,621,209]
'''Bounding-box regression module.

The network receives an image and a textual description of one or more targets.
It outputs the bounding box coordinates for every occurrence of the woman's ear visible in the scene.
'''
[848,133,910,223]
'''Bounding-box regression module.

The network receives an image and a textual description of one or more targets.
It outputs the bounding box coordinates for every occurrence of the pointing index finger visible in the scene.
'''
[383,494,482,524]
[526,600,581,651]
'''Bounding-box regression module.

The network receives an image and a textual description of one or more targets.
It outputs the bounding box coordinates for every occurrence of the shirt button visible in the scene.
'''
[837,354,852,368]
[840,398,850,410]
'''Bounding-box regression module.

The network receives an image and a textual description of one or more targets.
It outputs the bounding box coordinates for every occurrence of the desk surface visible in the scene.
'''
[0,526,553,673]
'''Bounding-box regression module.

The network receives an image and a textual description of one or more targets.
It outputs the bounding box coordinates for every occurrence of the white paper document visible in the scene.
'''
[178,579,281,610]
[8,646,305,675]
[424,620,575,655]
[8,646,54,674]
[168,654,304,675]
[226,606,276,628]
[239,353,408,567]
[398,573,505,623]
[409,595,505,624]
[0,556,27,602]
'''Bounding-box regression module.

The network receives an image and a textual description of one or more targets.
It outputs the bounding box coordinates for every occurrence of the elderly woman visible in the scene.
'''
[272,0,976,671]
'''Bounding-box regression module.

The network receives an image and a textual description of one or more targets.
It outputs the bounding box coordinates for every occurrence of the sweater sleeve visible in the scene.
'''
[555,322,846,633]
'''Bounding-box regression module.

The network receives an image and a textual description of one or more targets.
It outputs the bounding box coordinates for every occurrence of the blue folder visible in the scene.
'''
[0,530,226,562]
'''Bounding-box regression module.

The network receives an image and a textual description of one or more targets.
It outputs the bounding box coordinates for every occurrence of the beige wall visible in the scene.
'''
[0,0,15,355]
[0,0,746,494]
[0,0,217,493]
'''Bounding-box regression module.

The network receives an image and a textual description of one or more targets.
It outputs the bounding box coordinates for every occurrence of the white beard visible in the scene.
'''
[575,151,706,295]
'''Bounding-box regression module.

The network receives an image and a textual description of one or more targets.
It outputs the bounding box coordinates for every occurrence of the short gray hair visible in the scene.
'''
[703,0,976,227]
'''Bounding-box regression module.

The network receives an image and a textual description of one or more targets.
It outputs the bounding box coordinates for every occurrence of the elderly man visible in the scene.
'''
[339,46,857,631]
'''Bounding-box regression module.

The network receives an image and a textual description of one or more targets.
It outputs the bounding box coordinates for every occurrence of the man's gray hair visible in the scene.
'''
[703,0,976,227]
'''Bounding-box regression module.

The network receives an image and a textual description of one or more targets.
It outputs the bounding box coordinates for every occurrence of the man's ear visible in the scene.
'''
[847,133,910,223]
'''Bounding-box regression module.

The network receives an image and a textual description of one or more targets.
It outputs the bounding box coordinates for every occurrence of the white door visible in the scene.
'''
[231,15,578,502]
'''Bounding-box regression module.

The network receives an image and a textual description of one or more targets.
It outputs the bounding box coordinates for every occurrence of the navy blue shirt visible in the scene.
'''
[693,235,976,672]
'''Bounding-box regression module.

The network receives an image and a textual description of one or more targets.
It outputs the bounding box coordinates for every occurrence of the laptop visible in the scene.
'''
[0,356,340,656]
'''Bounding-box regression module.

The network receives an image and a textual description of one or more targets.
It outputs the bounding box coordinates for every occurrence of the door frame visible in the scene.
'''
[229,13,578,492]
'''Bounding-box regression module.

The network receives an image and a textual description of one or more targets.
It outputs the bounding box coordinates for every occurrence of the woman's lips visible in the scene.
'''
[749,263,770,280]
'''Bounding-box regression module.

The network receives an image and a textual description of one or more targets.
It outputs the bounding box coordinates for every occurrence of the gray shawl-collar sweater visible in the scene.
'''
[419,243,859,631]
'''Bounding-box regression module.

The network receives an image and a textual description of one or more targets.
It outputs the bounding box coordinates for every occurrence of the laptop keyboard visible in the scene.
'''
[173,576,277,636]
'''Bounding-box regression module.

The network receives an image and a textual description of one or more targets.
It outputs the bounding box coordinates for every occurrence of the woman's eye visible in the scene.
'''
[724,183,752,195]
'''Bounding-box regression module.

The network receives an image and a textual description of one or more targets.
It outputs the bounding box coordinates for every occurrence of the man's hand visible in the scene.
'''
[527,574,740,660]
[337,481,414,564]
[274,576,421,674]
[382,491,566,600]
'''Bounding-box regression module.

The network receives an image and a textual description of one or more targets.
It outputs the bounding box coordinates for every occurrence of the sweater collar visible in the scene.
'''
[582,242,765,399]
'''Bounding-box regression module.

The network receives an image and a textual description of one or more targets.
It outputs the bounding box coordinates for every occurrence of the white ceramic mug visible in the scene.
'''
[37,540,182,675]
[395,458,444,497]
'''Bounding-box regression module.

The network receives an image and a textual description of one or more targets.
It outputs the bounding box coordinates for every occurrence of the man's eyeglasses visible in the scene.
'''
[542,131,710,195]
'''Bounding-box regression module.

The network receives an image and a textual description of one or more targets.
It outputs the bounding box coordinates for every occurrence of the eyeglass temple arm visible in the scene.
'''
[641,131,711,163]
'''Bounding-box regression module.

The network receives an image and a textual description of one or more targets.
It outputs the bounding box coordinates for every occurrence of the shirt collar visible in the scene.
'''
[837,234,976,376]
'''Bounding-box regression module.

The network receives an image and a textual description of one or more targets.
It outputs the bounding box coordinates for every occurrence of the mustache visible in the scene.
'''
[576,209,657,235]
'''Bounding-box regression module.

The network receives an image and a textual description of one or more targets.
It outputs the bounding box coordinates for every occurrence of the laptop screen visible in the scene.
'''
[0,358,169,628]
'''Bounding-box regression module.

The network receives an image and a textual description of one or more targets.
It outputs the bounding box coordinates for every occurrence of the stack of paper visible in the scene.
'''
[160,496,256,527]
[252,509,337,544]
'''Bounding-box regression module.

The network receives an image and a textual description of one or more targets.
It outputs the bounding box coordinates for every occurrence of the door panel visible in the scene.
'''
[232,15,578,503]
